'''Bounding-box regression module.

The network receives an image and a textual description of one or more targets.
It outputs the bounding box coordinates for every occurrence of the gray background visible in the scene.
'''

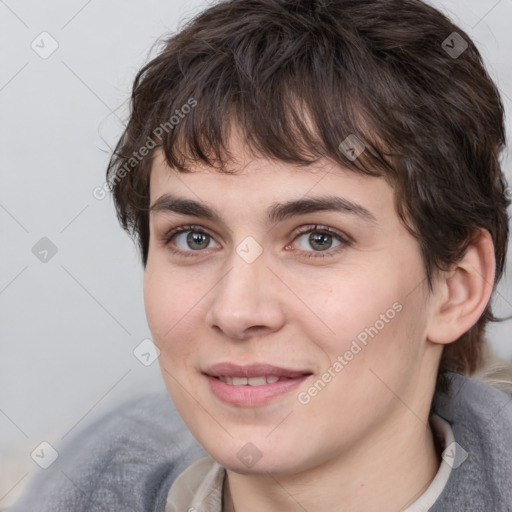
[1,0,511,508]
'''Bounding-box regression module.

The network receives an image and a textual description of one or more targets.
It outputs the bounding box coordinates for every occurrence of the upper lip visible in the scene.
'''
[204,362,312,379]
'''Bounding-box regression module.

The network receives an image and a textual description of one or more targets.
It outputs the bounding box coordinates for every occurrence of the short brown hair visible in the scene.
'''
[106,0,510,392]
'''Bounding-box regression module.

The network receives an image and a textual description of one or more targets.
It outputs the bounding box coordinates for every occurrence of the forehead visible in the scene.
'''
[149,148,392,212]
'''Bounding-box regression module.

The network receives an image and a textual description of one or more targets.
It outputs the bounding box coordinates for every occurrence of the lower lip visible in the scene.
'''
[206,375,311,406]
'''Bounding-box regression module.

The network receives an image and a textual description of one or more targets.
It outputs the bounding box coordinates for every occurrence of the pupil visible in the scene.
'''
[309,233,332,251]
[187,232,209,250]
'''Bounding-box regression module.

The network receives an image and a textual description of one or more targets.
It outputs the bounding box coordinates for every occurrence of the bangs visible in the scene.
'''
[123,13,396,180]
[161,75,388,178]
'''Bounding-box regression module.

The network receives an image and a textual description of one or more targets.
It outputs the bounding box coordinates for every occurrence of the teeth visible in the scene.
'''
[248,376,266,386]
[217,375,282,386]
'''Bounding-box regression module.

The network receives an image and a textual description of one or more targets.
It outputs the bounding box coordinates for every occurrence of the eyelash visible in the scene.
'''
[161,224,352,260]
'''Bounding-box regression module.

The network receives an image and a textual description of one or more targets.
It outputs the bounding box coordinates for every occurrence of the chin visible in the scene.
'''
[203,438,305,476]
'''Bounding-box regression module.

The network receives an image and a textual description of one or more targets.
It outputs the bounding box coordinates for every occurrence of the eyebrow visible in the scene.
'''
[149,194,377,224]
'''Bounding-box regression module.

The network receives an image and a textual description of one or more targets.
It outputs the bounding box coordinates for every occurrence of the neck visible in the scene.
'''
[223,414,440,512]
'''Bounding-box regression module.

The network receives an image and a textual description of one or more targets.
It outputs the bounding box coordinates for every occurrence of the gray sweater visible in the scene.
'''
[8,372,512,511]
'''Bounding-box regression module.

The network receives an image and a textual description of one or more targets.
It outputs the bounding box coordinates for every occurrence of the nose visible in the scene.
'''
[205,249,286,341]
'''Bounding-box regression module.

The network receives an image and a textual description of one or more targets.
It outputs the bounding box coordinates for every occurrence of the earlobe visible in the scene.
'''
[427,229,496,345]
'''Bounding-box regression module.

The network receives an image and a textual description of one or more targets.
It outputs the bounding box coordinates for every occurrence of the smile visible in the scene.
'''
[217,375,281,385]
[203,362,313,406]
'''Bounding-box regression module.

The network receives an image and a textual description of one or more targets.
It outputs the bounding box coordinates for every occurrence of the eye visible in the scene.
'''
[161,223,351,259]
[289,225,351,258]
[162,225,220,255]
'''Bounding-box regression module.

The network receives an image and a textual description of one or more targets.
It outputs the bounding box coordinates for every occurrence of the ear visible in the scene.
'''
[426,229,496,345]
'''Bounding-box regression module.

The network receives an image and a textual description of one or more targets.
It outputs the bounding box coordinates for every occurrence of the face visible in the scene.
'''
[144,137,442,476]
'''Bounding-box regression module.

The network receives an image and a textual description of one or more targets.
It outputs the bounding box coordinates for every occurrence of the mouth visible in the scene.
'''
[203,362,313,406]
[216,375,289,386]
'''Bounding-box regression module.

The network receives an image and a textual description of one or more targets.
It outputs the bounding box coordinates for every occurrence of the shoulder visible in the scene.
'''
[430,372,512,511]
[434,371,512,442]
[8,392,206,512]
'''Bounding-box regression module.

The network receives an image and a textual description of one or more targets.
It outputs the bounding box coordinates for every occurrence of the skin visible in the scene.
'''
[143,132,495,512]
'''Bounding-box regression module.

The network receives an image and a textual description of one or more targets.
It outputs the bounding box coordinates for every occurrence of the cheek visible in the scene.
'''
[309,255,427,375]
[143,267,171,342]
[312,275,399,351]
[143,264,200,356]
[143,267,205,409]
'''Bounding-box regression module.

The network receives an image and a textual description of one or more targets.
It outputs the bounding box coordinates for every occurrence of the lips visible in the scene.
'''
[204,362,312,380]
[203,362,313,405]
